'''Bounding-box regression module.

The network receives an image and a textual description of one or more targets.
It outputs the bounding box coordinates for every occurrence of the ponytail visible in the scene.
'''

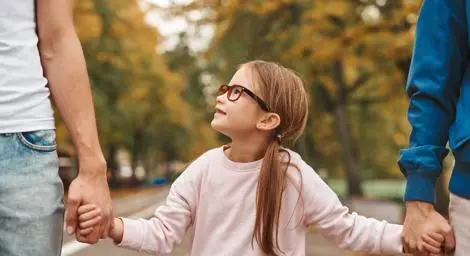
[252,138,287,255]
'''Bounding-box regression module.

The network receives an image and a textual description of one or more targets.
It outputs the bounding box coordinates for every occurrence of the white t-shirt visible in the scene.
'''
[0,0,54,133]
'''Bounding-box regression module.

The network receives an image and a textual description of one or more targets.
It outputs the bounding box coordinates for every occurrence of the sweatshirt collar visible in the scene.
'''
[219,145,263,172]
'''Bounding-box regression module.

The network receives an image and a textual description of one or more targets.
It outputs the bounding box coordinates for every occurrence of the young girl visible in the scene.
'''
[77,60,444,255]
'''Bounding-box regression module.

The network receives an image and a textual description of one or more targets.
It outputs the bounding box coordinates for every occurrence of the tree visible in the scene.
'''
[63,0,203,179]
[161,0,422,196]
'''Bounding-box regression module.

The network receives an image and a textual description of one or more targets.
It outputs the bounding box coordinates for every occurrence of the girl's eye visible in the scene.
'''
[232,87,243,95]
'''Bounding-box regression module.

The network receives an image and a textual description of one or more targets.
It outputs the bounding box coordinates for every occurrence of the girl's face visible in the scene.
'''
[211,66,267,139]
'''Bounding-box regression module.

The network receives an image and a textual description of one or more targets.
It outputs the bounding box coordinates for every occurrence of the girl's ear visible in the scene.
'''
[256,112,281,132]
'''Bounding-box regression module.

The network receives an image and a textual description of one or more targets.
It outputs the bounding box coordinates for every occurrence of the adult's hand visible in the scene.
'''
[65,158,112,244]
[402,201,455,255]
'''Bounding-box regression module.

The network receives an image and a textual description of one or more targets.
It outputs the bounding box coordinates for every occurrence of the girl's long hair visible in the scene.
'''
[243,60,309,255]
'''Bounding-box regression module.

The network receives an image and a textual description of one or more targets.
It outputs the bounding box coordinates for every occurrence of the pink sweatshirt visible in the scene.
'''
[118,146,403,255]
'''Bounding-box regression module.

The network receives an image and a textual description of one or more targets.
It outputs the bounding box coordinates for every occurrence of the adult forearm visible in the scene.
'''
[398,0,467,204]
[40,30,105,173]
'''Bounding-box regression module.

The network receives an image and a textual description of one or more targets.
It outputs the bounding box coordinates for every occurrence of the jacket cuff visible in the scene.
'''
[404,174,437,204]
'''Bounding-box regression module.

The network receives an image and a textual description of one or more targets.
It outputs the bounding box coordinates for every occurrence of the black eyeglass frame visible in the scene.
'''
[218,84,269,112]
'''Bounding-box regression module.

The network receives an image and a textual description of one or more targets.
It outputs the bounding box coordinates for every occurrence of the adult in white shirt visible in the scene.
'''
[0,1,112,255]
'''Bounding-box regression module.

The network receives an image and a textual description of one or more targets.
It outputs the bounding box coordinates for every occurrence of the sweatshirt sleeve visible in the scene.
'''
[116,154,207,255]
[301,161,403,255]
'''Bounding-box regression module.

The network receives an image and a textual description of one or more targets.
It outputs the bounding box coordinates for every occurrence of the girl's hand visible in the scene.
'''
[422,232,445,255]
[77,204,102,237]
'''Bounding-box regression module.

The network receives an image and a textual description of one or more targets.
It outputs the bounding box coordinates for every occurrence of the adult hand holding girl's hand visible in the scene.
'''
[77,204,124,244]
[402,201,455,255]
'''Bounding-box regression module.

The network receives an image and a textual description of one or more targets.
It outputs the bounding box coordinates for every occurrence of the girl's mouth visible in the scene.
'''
[215,108,226,115]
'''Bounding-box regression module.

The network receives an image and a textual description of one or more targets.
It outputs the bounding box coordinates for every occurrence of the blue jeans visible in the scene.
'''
[0,130,64,256]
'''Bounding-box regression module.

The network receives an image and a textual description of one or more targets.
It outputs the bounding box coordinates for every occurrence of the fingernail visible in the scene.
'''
[67,226,74,235]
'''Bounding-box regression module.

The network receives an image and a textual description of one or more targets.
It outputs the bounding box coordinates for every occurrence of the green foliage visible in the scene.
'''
[56,0,218,174]
[160,0,423,191]
[61,0,425,192]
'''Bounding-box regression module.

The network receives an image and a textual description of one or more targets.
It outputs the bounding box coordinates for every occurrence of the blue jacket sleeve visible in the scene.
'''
[398,0,468,204]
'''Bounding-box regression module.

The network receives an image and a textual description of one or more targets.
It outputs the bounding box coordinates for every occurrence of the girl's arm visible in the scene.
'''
[113,154,207,254]
[300,161,403,255]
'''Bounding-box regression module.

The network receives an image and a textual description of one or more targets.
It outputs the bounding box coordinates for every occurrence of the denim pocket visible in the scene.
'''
[17,129,57,152]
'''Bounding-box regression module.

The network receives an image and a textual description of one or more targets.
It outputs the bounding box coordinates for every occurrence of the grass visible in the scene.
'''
[327,179,406,200]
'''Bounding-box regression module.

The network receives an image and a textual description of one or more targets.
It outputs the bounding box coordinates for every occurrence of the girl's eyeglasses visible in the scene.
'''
[217,84,269,112]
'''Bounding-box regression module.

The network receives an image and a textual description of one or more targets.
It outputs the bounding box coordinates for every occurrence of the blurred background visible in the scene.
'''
[59,0,454,255]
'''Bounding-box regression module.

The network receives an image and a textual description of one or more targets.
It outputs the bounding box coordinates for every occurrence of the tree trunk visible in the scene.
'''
[132,129,143,169]
[334,104,363,196]
[330,59,363,196]
[107,144,118,187]
[435,174,449,217]
[435,160,452,217]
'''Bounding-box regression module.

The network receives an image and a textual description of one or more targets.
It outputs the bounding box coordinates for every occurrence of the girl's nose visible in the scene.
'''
[216,94,226,104]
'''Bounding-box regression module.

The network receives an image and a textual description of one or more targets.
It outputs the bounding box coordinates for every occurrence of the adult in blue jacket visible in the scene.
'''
[399,0,470,255]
